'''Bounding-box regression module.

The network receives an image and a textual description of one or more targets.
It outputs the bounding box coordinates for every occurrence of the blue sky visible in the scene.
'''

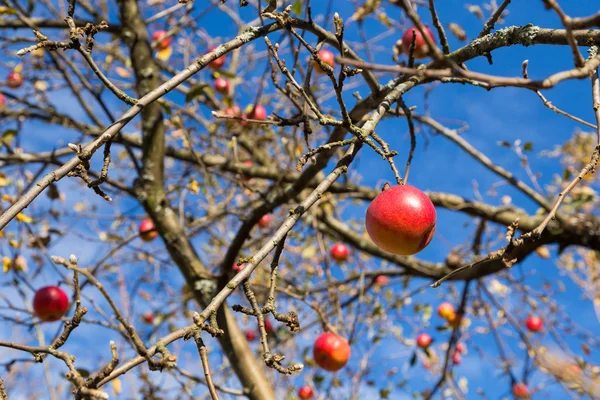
[2,1,600,399]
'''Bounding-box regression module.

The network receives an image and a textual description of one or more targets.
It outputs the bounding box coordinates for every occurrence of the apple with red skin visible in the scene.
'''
[208,46,226,70]
[297,386,314,399]
[512,382,530,398]
[258,214,271,228]
[401,26,436,59]
[152,30,172,50]
[0,93,5,109]
[374,275,389,286]
[313,332,351,372]
[416,333,432,349]
[33,286,69,322]
[244,330,256,342]
[224,105,241,117]
[214,77,229,95]
[452,350,461,365]
[248,104,267,121]
[6,72,23,89]
[141,312,154,325]
[525,316,543,332]
[264,318,274,334]
[233,262,246,273]
[455,342,466,353]
[365,185,436,256]
[330,243,350,262]
[437,302,455,320]
[315,49,335,74]
[139,219,158,242]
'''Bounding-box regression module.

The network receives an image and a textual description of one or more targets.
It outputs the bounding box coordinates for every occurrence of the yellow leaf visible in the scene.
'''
[156,47,172,61]
[535,246,551,259]
[74,202,86,212]
[2,257,11,273]
[115,67,131,78]
[13,64,23,74]
[0,6,17,15]
[188,179,200,194]
[34,80,47,91]
[16,213,33,223]
[112,377,122,395]
[0,173,9,187]
[9,240,19,248]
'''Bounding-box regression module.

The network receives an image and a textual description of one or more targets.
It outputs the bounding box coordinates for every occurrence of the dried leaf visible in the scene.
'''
[156,46,172,61]
[16,213,33,223]
[115,66,131,78]
[466,4,484,19]
[448,23,467,41]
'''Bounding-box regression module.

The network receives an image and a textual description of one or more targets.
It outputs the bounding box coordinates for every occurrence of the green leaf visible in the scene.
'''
[523,141,534,151]
[158,100,172,115]
[1,129,17,145]
[292,0,302,15]
[185,83,209,103]
[380,389,391,399]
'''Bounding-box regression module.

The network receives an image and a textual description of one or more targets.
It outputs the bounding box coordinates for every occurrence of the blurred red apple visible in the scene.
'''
[365,185,436,255]
[512,382,530,398]
[401,26,436,59]
[297,386,314,399]
[139,219,158,242]
[330,243,350,262]
[141,312,154,325]
[416,333,432,349]
[313,332,351,372]
[525,316,543,333]
[233,262,246,273]
[0,93,5,109]
[455,342,466,353]
[33,286,69,322]
[152,30,172,50]
[452,350,461,365]
[6,72,23,89]
[224,105,241,117]
[315,49,335,74]
[214,77,229,95]
[264,318,274,334]
[374,275,389,286]
[258,214,271,228]
[248,104,267,121]
[208,46,226,70]
[245,330,256,342]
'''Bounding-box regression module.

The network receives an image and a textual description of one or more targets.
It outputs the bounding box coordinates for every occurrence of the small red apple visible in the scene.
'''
[248,104,267,121]
[224,105,241,117]
[313,332,351,372]
[233,262,246,273]
[0,93,5,109]
[297,386,314,399]
[6,72,23,89]
[365,185,436,256]
[401,26,436,59]
[452,350,461,365]
[264,318,274,334]
[208,46,226,70]
[437,302,455,320]
[152,30,172,50]
[455,342,466,353]
[141,312,154,325]
[214,77,229,95]
[315,49,335,74]
[33,286,69,322]
[245,330,256,342]
[330,243,350,262]
[416,333,432,349]
[139,219,158,242]
[258,214,271,228]
[512,382,530,398]
[525,316,543,333]
[374,275,389,286]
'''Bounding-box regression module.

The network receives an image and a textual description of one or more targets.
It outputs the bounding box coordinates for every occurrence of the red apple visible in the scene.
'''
[214,77,229,95]
[437,302,455,320]
[525,316,543,333]
[224,105,241,117]
[455,342,466,353]
[315,49,335,74]
[0,93,5,109]
[298,386,314,399]
[330,243,350,262]
[248,104,267,121]
[6,72,23,89]
[233,262,246,273]
[512,382,530,398]
[258,214,271,228]
[401,26,436,59]
[313,332,351,372]
[141,312,154,325]
[245,330,256,342]
[416,333,432,349]
[33,286,69,322]
[208,46,226,70]
[452,350,461,365]
[374,275,389,286]
[365,185,436,256]
[264,318,274,334]
[139,218,158,242]
[151,30,172,50]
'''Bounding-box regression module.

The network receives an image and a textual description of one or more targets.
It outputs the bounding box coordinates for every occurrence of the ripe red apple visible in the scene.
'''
[525,316,543,333]
[139,218,158,242]
[315,49,335,74]
[455,342,466,353]
[224,105,241,117]
[512,382,530,398]
[374,275,389,286]
[248,104,267,121]
[245,330,256,342]
[298,386,314,399]
[401,26,436,59]
[151,30,172,50]
[313,332,351,372]
[416,333,432,349]
[258,214,271,228]
[208,46,226,70]
[233,262,246,273]
[6,72,23,89]
[33,286,69,322]
[365,185,436,256]
[437,302,455,320]
[452,350,461,365]
[330,243,350,262]
[214,77,229,95]
[0,93,5,109]
[141,312,154,325]
[264,318,274,334]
